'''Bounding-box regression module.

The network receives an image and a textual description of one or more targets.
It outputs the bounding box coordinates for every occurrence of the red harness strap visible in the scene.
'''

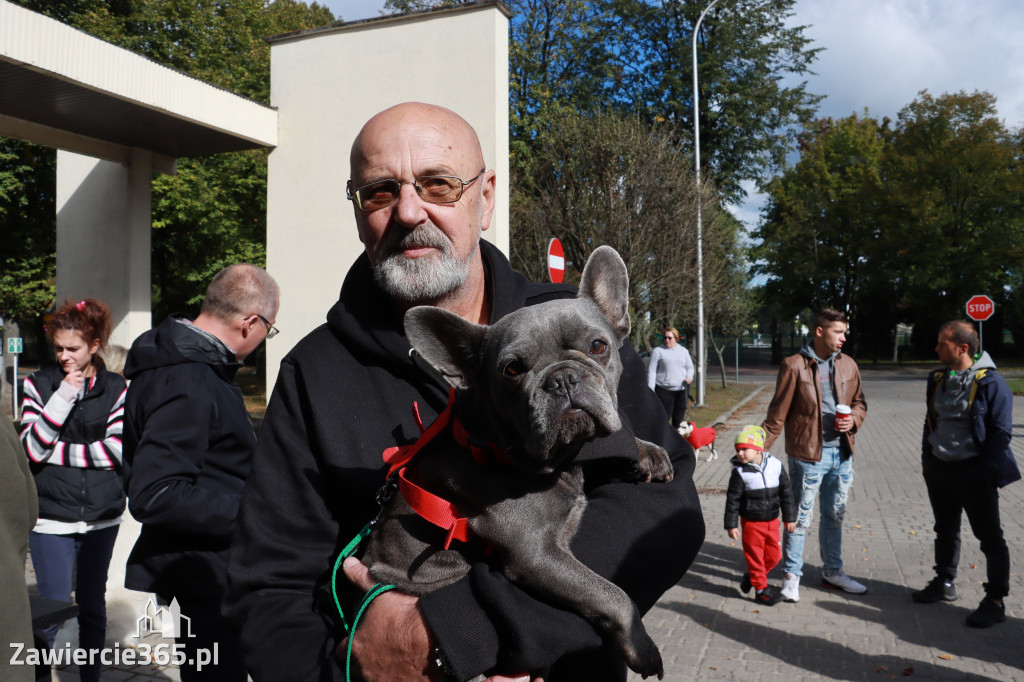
[381,388,505,549]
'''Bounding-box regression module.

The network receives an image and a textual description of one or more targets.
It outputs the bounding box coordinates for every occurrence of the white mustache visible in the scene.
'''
[381,223,453,259]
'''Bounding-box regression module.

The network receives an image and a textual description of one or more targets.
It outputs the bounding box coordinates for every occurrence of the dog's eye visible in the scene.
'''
[504,360,528,377]
[590,339,608,355]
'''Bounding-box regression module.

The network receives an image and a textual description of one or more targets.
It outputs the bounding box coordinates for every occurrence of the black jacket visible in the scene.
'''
[122,315,255,599]
[724,453,796,528]
[225,242,706,682]
[20,364,126,523]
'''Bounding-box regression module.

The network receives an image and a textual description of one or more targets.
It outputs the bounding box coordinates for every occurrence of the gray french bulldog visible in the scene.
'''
[361,245,672,679]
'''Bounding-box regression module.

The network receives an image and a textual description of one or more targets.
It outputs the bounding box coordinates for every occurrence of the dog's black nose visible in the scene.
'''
[544,367,581,397]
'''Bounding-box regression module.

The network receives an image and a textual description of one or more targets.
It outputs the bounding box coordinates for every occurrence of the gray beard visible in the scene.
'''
[373,223,477,305]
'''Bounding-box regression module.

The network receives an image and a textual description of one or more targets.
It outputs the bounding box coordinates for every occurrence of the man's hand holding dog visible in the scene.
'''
[338,557,433,681]
[339,558,541,682]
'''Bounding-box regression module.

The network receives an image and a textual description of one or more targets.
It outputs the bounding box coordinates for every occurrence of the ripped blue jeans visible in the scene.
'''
[782,446,853,578]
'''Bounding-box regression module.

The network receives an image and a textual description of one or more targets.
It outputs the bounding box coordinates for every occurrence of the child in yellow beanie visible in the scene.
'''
[725,425,797,605]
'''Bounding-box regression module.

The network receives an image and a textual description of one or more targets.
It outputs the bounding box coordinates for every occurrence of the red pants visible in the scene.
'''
[741,517,782,591]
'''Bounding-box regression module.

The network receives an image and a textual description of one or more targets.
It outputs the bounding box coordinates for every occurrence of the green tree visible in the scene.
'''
[754,113,888,354]
[0,140,55,324]
[756,91,1024,359]
[884,91,1024,355]
[508,0,616,182]
[383,0,461,11]
[385,0,823,204]
[510,110,748,352]
[601,0,822,202]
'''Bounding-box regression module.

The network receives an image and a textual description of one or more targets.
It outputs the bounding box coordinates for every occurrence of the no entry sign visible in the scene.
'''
[547,238,565,283]
[966,295,994,321]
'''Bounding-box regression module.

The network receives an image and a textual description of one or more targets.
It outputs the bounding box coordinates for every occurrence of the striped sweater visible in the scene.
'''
[20,371,126,469]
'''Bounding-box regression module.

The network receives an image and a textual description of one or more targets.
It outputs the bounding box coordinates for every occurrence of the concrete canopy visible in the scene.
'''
[0,0,277,170]
[0,0,278,354]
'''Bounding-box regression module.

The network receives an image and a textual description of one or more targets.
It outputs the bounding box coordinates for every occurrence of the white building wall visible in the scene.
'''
[56,150,152,351]
[266,3,511,390]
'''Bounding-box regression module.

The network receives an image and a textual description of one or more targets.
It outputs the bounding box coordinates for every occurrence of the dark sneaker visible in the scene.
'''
[966,597,1005,628]
[754,586,781,606]
[740,572,752,594]
[912,577,957,603]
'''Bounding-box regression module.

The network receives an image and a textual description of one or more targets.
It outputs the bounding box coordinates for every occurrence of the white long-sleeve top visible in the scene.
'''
[647,344,694,391]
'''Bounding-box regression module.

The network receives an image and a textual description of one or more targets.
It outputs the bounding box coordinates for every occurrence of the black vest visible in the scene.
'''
[29,365,127,523]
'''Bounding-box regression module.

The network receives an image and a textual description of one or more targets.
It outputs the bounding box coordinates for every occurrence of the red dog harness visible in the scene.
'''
[381,387,506,549]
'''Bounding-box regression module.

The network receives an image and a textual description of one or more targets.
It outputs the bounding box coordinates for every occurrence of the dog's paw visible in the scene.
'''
[624,629,664,680]
[633,438,674,482]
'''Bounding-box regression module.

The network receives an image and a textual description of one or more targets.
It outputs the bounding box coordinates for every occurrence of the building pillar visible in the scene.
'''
[56,149,153,353]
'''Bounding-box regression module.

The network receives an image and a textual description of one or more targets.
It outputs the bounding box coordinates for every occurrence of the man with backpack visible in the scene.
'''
[913,320,1019,628]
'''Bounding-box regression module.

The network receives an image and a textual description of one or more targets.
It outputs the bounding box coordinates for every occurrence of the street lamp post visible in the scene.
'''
[691,0,720,407]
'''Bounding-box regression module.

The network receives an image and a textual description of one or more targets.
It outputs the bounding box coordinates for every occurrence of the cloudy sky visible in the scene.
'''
[318,0,1024,225]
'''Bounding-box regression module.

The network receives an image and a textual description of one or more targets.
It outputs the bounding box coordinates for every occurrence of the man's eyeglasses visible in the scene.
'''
[346,170,485,212]
[255,314,279,339]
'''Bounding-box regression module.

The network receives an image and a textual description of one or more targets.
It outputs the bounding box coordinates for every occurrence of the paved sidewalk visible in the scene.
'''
[630,370,1024,681]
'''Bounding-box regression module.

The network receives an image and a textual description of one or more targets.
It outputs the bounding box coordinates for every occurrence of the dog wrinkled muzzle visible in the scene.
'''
[521,363,621,469]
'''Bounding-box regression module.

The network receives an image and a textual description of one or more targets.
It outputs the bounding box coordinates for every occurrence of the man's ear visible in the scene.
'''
[578,245,630,340]
[405,307,486,390]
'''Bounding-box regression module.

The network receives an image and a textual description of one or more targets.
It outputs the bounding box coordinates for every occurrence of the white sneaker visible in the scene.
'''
[821,569,867,594]
[781,573,800,602]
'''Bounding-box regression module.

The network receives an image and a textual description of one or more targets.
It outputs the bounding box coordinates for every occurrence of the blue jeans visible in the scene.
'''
[29,525,119,682]
[783,447,853,578]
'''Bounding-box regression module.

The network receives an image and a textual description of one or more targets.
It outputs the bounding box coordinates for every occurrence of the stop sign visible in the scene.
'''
[547,238,565,283]
[966,295,994,321]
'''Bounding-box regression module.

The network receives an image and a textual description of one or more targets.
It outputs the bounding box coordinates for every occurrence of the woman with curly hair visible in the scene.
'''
[19,298,127,682]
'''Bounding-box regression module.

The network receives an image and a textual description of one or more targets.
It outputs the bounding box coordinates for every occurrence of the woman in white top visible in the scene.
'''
[647,326,694,428]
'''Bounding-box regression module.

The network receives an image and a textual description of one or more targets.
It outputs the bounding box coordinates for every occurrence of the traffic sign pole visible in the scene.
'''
[965,295,995,353]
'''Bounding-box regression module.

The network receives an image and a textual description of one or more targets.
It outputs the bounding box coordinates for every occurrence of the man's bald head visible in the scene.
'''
[350,102,486,177]
[345,102,497,321]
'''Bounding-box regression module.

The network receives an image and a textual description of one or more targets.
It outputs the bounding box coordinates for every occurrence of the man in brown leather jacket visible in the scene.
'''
[762,309,867,603]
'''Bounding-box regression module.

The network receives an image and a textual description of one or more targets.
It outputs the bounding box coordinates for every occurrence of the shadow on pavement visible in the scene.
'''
[816,597,1024,674]
[659,597,1003,682]
[682,543,1022,680]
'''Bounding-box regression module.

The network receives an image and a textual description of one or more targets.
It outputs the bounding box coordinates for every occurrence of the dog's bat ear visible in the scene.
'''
[579,245,630,339]
[405,306,486,390]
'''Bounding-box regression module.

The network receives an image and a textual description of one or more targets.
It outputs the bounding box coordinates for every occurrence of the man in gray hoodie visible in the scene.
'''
[913,320,1019,628]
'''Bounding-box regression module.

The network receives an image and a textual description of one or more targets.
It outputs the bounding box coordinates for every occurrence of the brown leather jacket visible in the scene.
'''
[762,351,867,462]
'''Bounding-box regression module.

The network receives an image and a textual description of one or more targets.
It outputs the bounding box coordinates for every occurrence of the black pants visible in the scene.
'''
[654,385,688,427]
[922,456,1010,599]
[158,593,248,681]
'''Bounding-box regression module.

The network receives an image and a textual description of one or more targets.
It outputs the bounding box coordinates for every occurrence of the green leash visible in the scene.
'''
[331,522,376,635]
[330,524,456,682]
[344,583,398,681]
[331,522,401,682]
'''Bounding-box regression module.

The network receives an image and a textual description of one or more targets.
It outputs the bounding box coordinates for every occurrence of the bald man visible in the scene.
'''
[225,103,704,682]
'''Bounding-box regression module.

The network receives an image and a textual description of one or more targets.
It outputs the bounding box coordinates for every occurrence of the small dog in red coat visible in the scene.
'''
[677,421,723,462]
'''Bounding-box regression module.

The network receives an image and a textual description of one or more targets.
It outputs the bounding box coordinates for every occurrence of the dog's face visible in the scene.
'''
[405,246,631,474]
